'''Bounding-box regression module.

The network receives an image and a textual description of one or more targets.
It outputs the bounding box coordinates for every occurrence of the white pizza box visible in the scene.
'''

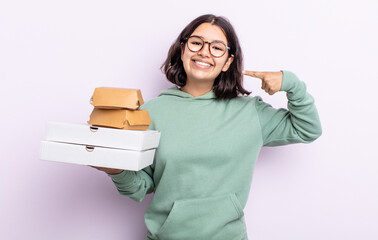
[40,140,155,171]
[45,121,160,151]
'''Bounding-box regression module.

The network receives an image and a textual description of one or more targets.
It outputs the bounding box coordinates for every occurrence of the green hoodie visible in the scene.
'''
[109,71,322,240]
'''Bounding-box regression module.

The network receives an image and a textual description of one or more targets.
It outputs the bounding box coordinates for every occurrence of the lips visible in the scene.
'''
[192,59,213,68]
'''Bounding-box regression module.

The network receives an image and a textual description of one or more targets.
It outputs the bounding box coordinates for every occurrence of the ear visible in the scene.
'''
[222,54,234,72]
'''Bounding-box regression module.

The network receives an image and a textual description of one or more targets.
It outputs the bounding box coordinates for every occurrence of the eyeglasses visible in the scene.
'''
[184,35,230,58]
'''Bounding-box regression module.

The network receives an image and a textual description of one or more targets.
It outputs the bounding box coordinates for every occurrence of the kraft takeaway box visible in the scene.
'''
[40,141,156,171]
[45,122,160,151]
[40,122,161,171]
[88,108,151,130]
[90,87,144,110]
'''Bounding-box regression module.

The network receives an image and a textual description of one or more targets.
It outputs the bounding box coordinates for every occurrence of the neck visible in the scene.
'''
[180,79,214,97]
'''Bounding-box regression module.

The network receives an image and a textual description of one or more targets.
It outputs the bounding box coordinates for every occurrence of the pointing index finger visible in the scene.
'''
[242,70,264,79]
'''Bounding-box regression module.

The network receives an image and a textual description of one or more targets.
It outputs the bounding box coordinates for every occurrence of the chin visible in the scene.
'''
[191,72,218,81]
[190,75,214,83]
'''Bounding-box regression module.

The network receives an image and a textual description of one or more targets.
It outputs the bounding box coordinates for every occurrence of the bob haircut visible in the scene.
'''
[161,14,251,100]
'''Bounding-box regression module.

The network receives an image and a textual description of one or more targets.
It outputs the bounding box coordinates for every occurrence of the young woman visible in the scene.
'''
[94,14,322,240]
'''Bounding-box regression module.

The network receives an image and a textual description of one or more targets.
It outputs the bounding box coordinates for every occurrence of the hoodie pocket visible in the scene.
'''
[156,193,245,240]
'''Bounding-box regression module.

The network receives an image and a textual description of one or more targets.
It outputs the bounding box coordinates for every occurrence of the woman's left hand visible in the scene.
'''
[242,70,283,95]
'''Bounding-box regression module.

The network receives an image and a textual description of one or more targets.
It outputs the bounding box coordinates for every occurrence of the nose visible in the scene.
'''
[198,41,211,57]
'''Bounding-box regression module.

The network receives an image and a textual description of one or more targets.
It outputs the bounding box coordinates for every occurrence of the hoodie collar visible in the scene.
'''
[158,86,216,100]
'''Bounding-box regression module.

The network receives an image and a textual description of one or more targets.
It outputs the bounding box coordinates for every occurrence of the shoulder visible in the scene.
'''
[139,97,162,111]
[229,94,263,106]
[216,95,265,115]
[231,95,275,115]
[139,92,174,113]
[140,86,181,111]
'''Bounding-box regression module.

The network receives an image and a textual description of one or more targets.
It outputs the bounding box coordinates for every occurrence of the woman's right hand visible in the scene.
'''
[90,166,124,175]
[242,70,283,95]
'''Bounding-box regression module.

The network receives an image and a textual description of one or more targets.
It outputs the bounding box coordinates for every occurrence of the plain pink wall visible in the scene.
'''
[1,0,377,239]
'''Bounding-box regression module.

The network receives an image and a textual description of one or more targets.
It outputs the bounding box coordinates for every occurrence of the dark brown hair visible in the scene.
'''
[161,14,251,99]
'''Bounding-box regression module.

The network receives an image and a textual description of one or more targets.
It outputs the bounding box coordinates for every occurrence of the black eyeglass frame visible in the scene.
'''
[183,35,231,58]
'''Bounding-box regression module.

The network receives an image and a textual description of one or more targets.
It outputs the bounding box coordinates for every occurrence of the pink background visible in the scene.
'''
[1,0,377,239]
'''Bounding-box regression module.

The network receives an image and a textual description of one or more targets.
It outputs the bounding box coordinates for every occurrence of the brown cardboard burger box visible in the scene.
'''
[88,108,151,130]
[88,87,151,130]
[90,87,144,109]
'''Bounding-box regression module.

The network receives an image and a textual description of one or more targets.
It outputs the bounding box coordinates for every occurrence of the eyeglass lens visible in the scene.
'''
[187,36,227,57]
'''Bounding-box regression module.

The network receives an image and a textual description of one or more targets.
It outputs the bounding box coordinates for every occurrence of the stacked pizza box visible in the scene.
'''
[40,88,160,171]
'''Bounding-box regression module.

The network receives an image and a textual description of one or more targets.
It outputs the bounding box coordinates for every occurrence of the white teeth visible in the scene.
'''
[195,61,211,67]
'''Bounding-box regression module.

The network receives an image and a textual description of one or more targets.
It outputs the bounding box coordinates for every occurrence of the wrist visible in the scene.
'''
[280,70,298,92]
[108,169,124,175]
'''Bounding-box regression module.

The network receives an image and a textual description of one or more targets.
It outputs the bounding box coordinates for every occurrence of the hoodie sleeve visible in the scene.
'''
[255,71,322,146]
[107,165,154,202]
[107,103,155,202]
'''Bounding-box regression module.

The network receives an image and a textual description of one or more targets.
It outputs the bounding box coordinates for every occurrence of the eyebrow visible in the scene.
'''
[190,35,227,45]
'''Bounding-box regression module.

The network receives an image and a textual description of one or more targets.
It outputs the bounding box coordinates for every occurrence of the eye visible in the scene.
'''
[211,43,225,52]
[212,46,224,51]
[191,41,202,46]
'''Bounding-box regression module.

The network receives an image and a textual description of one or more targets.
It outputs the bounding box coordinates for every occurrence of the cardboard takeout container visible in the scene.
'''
[45,121,160,151]
[40,122,160,171]
[90,87,144,110]
[88,108,151,130]
[40,141,155,171]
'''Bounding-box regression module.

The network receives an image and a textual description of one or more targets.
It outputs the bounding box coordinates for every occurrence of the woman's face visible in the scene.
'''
[181,23,234,85]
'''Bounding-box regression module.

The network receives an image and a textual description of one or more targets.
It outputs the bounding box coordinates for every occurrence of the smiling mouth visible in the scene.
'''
[193,60,213,67]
